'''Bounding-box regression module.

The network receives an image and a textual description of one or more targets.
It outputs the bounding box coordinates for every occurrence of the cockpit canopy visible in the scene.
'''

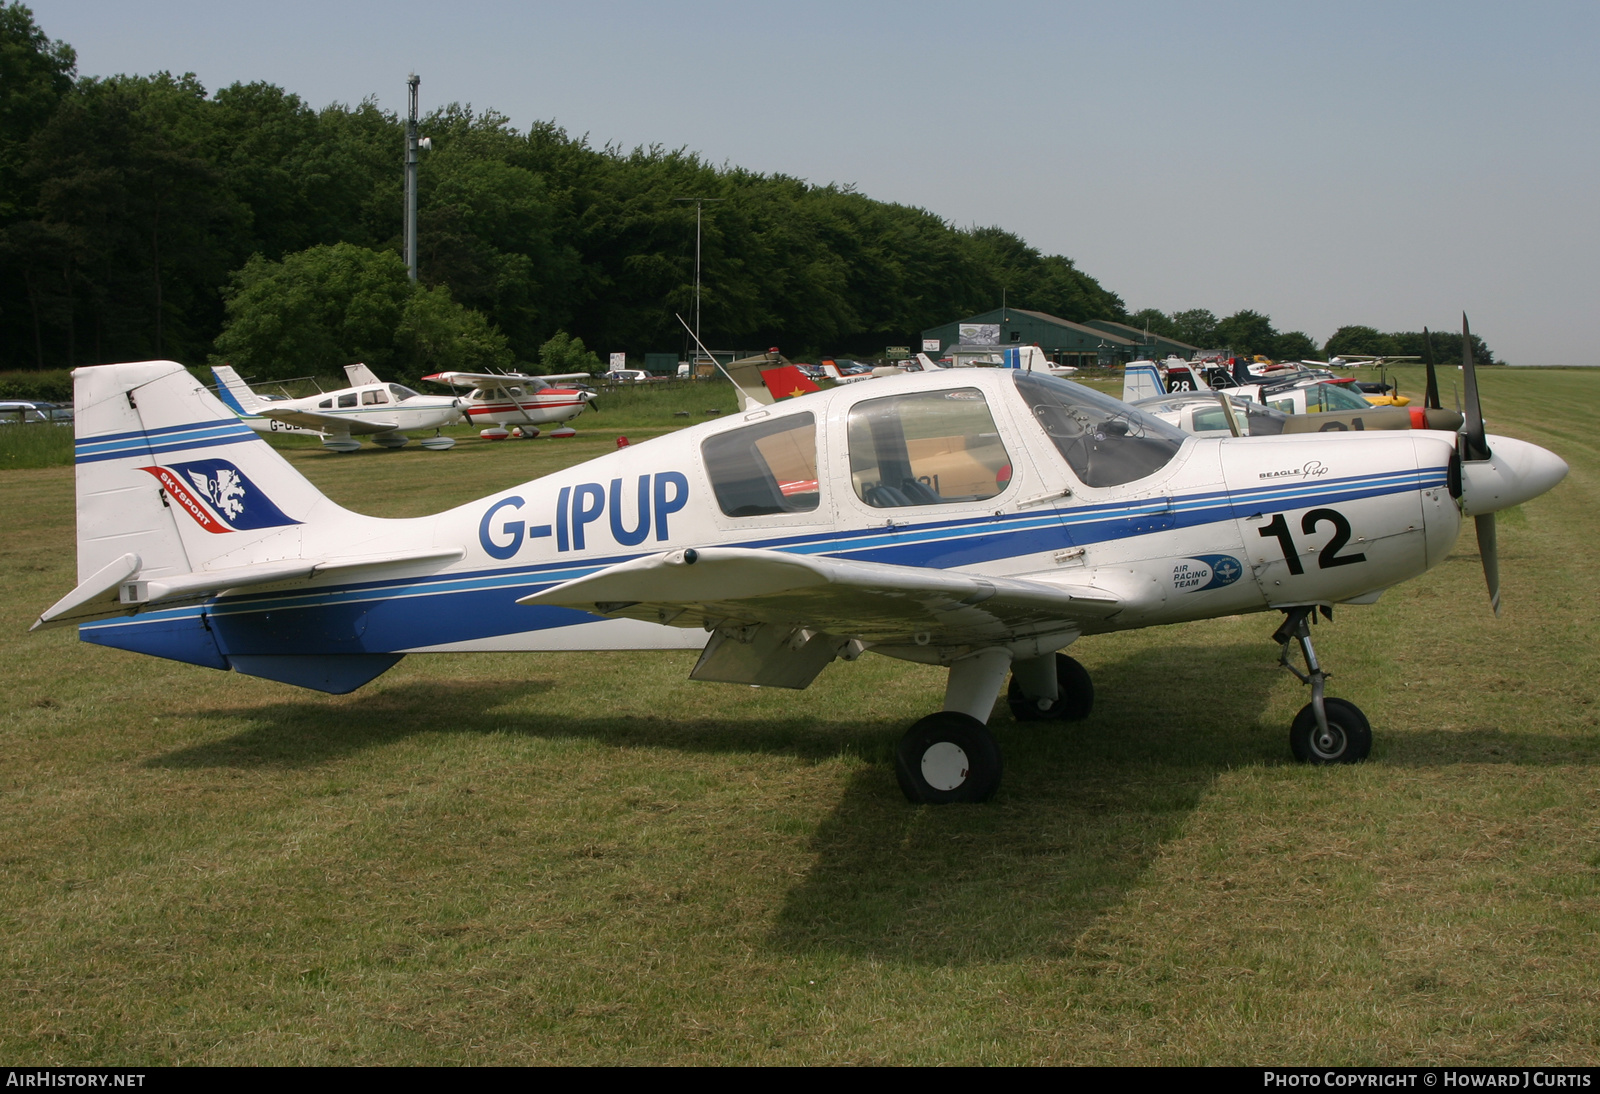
[1012,371,1187,487]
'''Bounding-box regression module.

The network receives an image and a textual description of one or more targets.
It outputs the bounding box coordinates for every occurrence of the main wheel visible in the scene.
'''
[1289,697,1372,764]
[1007,653,1094,723]
[894,712,1004,804]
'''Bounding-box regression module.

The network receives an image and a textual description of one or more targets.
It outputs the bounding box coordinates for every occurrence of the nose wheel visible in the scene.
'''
[1275,607,1371,764]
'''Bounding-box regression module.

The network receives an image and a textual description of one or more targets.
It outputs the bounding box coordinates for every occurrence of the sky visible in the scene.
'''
[27,0,1600,364]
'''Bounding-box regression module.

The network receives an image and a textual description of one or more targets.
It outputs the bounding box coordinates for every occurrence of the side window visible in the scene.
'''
[1269,397,1295,414]
[318,398,333,409]
[337,393,358,408]
[702,413,819,517]
[361,389,387,405]
[847,388,1012,508]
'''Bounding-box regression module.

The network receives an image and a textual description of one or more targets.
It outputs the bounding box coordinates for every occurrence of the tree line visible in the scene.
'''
[0,4,1497,383]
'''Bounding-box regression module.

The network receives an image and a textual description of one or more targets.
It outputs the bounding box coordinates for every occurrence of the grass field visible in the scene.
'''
[1,366,1596,1064]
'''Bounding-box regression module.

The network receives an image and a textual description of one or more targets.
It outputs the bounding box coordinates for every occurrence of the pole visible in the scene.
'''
[694,202,702,350]
[405,74,419,282]
[674,197,723,368]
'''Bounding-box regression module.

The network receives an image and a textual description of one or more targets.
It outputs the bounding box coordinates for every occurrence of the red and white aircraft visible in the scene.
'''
[422,370,597,439]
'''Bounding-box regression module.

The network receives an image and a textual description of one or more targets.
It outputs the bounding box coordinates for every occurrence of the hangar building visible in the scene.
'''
[921,309,1199,368]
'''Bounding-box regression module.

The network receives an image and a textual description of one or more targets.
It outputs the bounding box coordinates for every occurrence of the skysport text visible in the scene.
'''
[1264,1076,1592,1089]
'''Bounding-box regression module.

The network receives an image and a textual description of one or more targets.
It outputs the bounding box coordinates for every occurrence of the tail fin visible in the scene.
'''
[211,364,267,415]
[35,361,412,692]
[344,362,382,387]
[1122,361,1165,403]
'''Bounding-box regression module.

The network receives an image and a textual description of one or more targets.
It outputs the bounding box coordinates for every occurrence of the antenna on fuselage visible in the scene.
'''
[675,313,740,390]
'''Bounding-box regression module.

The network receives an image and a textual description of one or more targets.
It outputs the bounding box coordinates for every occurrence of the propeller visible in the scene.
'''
[1422,327,1441,410]
[1457,313,1499,615]
[1460,314,1490,462]
[1447,312,1568,616]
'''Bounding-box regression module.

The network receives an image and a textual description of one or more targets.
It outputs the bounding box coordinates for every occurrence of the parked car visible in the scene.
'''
[604,369,653,384]
[0,400,73,424]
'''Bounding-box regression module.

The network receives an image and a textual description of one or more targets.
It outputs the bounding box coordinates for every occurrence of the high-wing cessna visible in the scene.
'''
[214,363,463,451]
[421,370,596,438]
[38,319,1566,803]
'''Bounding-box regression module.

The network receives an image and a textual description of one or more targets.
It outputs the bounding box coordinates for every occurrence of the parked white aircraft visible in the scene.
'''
[421,370,596,439]
[213,363,462,452]
[39,320,1565,802]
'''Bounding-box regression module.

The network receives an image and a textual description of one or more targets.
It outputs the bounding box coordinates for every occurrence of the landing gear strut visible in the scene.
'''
[895,647,1099,804]
[1274,606,1371,764]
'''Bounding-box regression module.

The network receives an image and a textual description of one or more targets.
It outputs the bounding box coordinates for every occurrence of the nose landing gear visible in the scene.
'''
[1275,606,1371,764]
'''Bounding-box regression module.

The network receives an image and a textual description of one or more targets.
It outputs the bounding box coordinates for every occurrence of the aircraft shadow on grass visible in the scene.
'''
[143,641,1593,966]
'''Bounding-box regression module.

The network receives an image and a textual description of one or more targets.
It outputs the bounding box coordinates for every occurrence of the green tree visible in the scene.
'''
[214,242,511,382]
[1272,330,1319,362]
[1214,310,1277,357]
[535,330,601,375]
[1324,325,1390,357]
[15,73,246,365]
[0,2,74,220]
[214,243,412,379]
[1169,309,1219,348]
[394,283,513,379]
[1127,308,1181,341]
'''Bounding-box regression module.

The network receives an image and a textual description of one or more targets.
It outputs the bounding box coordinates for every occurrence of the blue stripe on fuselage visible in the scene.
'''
[80,466,1447,656]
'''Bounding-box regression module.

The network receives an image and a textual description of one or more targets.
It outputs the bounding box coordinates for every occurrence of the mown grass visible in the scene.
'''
[0,367,1596,1064]
[0,423,75,469]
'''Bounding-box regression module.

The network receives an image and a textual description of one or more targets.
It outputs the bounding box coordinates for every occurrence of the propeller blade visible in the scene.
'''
[1461,313,1490,460]
[1475,512,1500,617]
[1422,327,1441,410]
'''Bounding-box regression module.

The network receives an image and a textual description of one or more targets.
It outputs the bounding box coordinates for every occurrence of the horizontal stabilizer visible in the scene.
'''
[43,547,467,621]
[31,552,142,630]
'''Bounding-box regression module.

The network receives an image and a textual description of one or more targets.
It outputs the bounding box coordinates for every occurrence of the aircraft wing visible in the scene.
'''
[518,546,1123,649]
[422,371,592,387]
[258,408,398,435]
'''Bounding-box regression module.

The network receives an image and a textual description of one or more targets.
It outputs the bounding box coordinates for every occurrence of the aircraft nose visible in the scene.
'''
[1459,434,1569,516]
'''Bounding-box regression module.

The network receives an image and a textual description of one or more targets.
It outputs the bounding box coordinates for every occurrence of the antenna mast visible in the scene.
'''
[405,74,420,281]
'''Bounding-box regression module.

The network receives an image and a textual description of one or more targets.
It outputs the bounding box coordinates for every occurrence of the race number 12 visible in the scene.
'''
[1258,508,1366,575]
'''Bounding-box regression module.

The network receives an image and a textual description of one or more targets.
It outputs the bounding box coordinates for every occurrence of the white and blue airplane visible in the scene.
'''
[213,363,463,451]
[34,321,1566,802]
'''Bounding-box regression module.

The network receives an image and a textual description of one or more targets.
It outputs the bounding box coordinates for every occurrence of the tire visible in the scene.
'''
[894,712,1004,804]
[1290,697,1372,764]
[1007,653,1094,723]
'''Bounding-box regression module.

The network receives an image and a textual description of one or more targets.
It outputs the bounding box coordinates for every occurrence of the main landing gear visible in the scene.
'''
[894,650,1094,804]
[1274,606,1371,764]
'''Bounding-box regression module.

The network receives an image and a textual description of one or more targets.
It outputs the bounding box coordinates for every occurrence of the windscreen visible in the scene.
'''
[1014,371,1186,488]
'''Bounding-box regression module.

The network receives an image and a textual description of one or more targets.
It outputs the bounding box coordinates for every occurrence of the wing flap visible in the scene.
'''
[518,547,1122,646]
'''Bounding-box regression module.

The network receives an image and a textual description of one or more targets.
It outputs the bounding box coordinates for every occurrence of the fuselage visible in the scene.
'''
[459,380,594,429]
[274,382,461,433]
[82,369,1471,674]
